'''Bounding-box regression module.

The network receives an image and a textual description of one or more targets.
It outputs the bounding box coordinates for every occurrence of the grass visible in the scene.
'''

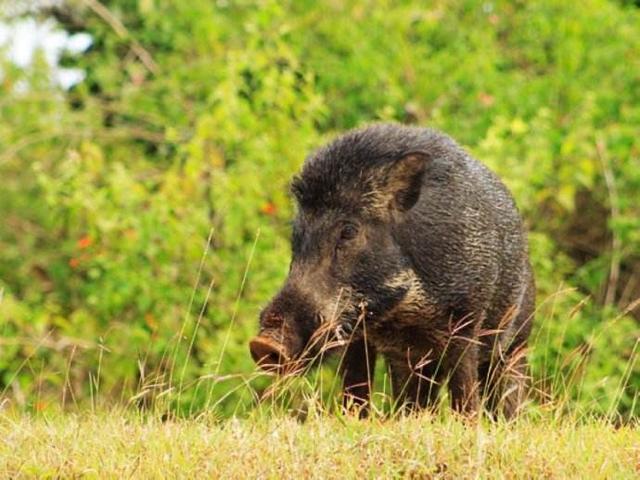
[0,409,638,478]
[1,232,637,478]
[0,278,637,479]
[1,276,637,478]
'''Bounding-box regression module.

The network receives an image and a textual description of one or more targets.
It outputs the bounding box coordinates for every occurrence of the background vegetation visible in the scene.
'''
[0,0,638,420]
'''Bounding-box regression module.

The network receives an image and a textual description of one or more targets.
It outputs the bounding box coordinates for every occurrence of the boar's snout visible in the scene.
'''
[249,336,290,371]
[251,286,318,372]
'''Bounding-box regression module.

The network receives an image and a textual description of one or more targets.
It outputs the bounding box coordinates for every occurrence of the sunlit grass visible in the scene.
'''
[1,232,637,478]
[0,408,637,478]
[1,307,637,478]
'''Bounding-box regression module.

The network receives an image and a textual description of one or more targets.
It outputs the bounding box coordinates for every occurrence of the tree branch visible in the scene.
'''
[82,0,158,74]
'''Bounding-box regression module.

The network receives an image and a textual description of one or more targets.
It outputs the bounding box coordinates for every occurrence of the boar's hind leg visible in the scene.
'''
[483,275,534,419]
[340,338,376,417]
[499,353,528,419]
[483,347,529,420]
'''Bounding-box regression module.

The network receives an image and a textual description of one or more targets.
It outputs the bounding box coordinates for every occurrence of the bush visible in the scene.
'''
[0,0,638,418]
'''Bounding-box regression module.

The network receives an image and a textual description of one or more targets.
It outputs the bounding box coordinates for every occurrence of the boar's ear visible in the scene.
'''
[382,152,430,213]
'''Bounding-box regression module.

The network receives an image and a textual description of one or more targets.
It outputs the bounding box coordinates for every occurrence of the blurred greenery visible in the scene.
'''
[0,0,638,418]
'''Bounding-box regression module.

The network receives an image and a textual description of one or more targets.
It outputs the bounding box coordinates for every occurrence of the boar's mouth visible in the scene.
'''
[249,320,345,375]
[250,292,363,375]
[249,336,291,372]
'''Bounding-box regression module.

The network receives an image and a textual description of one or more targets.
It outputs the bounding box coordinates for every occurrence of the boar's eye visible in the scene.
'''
[338,223,359,244]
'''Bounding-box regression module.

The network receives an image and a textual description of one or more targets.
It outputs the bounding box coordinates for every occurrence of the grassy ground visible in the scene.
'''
[1,410,638,479]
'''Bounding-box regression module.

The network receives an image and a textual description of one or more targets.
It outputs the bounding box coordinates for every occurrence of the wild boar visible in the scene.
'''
[249,123,535,418]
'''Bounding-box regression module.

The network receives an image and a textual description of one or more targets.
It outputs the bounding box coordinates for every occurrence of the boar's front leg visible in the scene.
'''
[340,337,376,418]
[389,359,441,413]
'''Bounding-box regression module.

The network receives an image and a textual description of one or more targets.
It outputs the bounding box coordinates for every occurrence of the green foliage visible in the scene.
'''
[0,0,638,417]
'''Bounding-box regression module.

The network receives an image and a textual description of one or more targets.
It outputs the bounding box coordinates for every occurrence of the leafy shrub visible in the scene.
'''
[0,0,637,417]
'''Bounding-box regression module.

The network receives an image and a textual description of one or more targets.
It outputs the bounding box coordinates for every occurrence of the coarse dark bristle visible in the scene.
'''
[290,123,455,213]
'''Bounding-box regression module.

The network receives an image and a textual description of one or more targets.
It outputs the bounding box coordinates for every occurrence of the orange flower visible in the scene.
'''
[260,202,277,216]
[77,235,93,249]
[478,92,495,107]
[145,313,158,330]
[69,258,80,268]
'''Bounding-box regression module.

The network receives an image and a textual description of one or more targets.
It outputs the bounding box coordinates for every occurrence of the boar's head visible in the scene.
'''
[249,124,436,373]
